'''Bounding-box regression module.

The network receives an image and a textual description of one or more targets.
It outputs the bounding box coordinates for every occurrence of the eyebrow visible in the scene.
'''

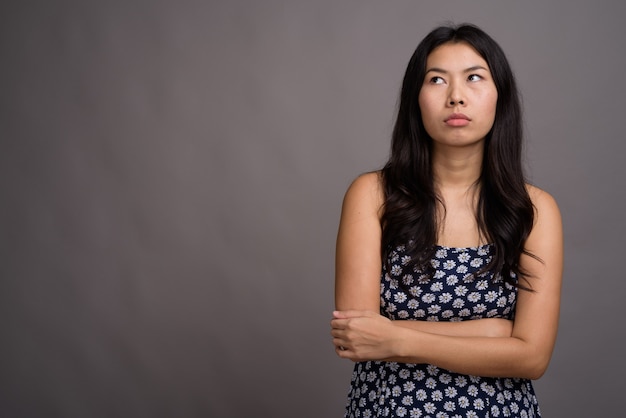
[425,65,489,74]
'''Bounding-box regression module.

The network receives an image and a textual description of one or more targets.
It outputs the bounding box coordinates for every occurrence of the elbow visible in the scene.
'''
[520,353,552,380]
[510,336,554,380]
[524,367,546,381]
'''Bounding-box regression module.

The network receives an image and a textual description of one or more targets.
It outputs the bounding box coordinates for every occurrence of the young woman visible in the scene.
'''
[331,24,563,417]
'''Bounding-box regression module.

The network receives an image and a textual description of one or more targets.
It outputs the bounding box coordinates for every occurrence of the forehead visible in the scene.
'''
[426,41,489,70]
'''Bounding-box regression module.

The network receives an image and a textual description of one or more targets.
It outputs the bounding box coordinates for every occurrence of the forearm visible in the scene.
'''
[332,311,544,378]
[388,328,548,379]
[392,318,512,338]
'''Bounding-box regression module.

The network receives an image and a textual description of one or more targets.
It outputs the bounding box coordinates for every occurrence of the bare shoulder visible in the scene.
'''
[524,184,563,252]
[342,171,385,216]
[346,171,383,196]
[525,184,561,224]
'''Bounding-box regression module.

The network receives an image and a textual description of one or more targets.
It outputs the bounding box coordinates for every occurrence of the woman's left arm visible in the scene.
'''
[331,188,563,379]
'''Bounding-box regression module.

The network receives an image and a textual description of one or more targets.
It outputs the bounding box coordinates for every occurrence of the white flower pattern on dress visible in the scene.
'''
[344,244,540,417]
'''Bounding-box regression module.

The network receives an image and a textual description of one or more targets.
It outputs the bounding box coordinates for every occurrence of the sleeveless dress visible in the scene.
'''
[344,243,541,418]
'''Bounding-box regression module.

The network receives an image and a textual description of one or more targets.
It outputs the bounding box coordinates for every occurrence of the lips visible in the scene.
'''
[444,113,471,127]
[445,113,471,122]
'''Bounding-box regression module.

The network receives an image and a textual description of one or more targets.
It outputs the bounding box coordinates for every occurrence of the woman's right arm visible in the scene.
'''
[333,172,511,340]
[334,172,384,312]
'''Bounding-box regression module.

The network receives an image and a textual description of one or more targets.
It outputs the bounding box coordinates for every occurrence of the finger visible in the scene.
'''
[330,328,344,338]
[335,345,350,357]
[336,346,359,362]
[333,310,368,319]
[332,333,345,344]
[332,310,346,319]
[330,318,351,330]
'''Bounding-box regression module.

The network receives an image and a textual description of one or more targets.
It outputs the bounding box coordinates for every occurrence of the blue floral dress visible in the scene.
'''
[344,244,541,418]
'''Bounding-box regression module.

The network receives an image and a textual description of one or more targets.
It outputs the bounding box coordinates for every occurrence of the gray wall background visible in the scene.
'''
[1,1,625,416]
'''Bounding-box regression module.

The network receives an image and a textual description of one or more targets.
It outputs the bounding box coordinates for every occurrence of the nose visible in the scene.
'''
[447,83,465,106]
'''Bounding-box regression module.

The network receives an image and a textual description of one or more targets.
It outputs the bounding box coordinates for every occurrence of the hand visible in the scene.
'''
[330,310,404,361]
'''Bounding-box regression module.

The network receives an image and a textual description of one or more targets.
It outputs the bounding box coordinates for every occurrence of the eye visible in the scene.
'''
[468,74,483,82]
[429,76,445,84]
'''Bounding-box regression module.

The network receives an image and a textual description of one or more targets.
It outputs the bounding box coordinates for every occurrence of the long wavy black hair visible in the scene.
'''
[380,24,536,288]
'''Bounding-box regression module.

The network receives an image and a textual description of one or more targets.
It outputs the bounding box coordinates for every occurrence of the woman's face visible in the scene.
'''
[418,41,498,150]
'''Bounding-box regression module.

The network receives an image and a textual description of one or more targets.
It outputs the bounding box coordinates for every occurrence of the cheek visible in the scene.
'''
[477,90,498,126]
[487,94,498,125]
[486,90,498,115]
[418,93,436,123]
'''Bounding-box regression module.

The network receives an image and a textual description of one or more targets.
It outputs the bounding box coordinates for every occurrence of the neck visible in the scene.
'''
[431,143,484,191]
